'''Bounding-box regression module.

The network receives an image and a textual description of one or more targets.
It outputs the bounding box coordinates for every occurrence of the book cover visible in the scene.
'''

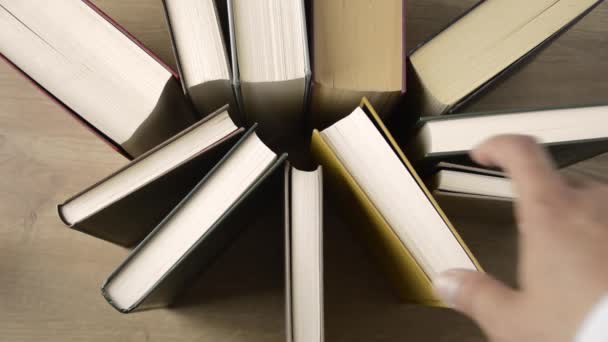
[311,98,481,305]
[59,106,244,247]
[411,105,608,171]
[0,1,187,160]
[102,125,288,312]
[405,0,604,116]
[309,0,406,128]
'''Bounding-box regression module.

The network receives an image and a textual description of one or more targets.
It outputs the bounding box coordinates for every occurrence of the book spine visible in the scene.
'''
[449,0,605,114]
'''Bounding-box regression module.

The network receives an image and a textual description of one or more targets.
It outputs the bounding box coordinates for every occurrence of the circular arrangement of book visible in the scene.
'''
[2,0,606,341]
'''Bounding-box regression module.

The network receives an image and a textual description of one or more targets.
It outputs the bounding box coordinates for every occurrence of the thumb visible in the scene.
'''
[434,269,519,335]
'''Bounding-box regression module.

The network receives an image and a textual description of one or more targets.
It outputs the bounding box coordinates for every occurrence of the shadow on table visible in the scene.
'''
[167,202,518,341]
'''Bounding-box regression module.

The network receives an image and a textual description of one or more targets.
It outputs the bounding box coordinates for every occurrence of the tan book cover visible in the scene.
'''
[311,98,481,305]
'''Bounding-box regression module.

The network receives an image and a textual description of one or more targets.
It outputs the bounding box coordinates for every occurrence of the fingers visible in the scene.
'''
[470,135,566,202]
[434,269,518,336]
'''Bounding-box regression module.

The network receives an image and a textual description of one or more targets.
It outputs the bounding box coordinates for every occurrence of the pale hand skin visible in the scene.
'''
[433,135,608,342]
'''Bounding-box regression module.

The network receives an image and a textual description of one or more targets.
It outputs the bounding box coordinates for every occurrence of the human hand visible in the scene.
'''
[433,135,608,342]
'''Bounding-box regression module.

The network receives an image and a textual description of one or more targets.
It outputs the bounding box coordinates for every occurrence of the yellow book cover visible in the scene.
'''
[310,98,482,306]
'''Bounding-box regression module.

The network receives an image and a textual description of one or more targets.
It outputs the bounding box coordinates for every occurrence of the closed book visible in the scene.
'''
[161,0,240,124]
[407,105,608,170]
[101,126,287,312]
[285,165,324,342]
[0,0,197,159]
[228,0,311,145]
[58,106,242,247]
[309,0,406,129]
[428,162,513,199]
[406,0,604,116]
[427,162,515,221]
[311,98,481,305]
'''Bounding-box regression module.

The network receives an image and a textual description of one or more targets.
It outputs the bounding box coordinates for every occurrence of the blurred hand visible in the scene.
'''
[433,135,608,342]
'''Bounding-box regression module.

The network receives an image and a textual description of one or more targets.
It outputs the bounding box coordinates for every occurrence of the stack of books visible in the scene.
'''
[2,0,607,340]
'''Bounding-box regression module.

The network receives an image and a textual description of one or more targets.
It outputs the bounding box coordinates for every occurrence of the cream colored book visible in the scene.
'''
[228,0,310,143]
[286,166,324,342]
[410,105,608,168]
[59,107,242,247]
[431,163,513,200]
[101,130,284,313]
[162,0,238,120]
[0,0,196,158]
[311,99,481,305]
[409,0,602,116]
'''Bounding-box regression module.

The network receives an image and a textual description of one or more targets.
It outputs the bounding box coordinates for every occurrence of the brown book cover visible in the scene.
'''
[311,98,481,305]
[309,0,406,128]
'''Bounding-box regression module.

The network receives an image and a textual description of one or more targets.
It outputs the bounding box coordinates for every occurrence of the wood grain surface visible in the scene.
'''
[0,1,607,341]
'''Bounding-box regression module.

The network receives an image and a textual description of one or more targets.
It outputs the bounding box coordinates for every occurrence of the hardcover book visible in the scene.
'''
[429,163,513,201]
[0,0,198,159]
[285,165,324,342]
[408,104,608,170]
[309,0,406,128]
[58,106,243,247]
[161,0,240,123]
[406,0,603,116]
[100,126,287,312]
[311,98,481,305]
[228,0,311,145]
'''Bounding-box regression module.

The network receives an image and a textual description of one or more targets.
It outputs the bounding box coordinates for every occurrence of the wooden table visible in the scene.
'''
[1,1,607,341]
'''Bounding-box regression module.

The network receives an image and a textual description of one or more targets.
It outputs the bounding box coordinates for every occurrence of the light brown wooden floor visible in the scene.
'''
[1,1,607,341]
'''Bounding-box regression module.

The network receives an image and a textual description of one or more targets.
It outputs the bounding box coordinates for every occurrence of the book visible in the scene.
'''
[58,106,243,247]
[310,0,405,128]
[162,0,239,122]
[427,164,514,223]
[228,0,311,143]
[311,98,481,305]
[101,128,287,313]
[430,163,513,200]
[408,105,608,169]
[0,0,197,158]
[407,0,603,116]
[285,166,324,342]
